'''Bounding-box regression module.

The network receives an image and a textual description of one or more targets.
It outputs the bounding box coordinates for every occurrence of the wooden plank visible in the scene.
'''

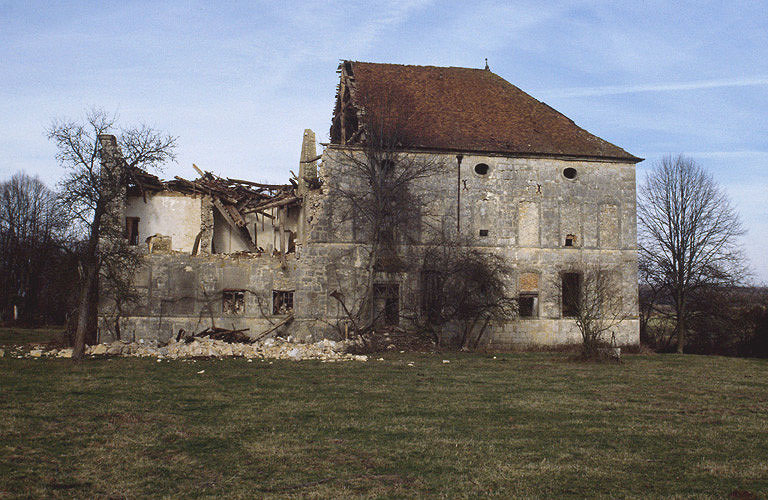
[254,196,301,212]
[226,178,293,190]
[212,199,258,252]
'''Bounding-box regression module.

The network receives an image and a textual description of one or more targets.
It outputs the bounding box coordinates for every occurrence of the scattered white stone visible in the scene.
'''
[9,334,370,362]
[90,344,107,355]
[442,360,450,364]
[407,362,415,367]
[493,356,497,359]
[0,348,4,357]
[197,370,205,374]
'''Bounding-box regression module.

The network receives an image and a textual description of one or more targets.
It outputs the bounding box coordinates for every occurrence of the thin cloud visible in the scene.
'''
[643,151,768,160]
[538,76,768,98]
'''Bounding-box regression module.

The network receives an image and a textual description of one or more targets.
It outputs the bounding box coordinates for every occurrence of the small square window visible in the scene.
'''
[273,290,294,315]
[479,229,489,237]
[565,234,576,247]
[223,290,245,315]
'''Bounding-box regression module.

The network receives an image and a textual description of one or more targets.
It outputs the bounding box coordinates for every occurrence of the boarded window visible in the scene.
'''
[518,202,539,247]
[561,273,581,317]
[126,217,140,246]
[599,204,620,248]
[272,290,294,315]
[223,290,245,315]
[373,283,399,326]
[519,272,539,292]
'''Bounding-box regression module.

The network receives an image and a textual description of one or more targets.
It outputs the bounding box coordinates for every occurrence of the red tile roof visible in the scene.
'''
[336,61,641,163]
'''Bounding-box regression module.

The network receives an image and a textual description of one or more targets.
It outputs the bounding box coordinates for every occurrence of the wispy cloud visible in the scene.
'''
[538,76,768,98]
[642,151,768,161]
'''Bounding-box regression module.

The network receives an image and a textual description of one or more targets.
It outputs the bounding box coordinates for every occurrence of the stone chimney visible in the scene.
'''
[97,134,126,237]
[298,129,318,194]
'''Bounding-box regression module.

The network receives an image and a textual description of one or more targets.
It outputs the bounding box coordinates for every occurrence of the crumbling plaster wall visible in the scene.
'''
[302,148,640,346]
[126,193,204,252]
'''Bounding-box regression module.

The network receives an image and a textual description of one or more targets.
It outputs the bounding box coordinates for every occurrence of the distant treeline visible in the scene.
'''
[640,285,768,358]
[0,172,82,326]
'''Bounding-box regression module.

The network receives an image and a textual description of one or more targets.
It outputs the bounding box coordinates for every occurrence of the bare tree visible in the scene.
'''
[326,90,444,337]
[409,231,517,349]
[0,172,71,324]
[554,265,630,359]
[48,109,176,360]
[638,155,748,353]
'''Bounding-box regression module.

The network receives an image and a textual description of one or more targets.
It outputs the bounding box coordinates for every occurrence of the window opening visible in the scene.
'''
[474,163,489,175]
[421,271,443,322]
[565,234,576,247]
[125,217,140,246]
[272,290,294,315]
[518,293,539,318]
[479,229,489,237]
[222,289,245,315]
[561,272,581,317]
[373,283,400,326]
[563,167,577,179]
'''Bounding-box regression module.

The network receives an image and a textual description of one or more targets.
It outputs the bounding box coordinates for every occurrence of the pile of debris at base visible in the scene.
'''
[5,337,367,362]
[347,329,437,354]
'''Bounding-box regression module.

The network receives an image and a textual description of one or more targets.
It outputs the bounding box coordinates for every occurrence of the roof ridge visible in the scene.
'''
[347,60,489,72]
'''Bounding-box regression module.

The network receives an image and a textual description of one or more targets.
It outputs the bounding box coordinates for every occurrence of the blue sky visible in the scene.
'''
[1,0,766,280]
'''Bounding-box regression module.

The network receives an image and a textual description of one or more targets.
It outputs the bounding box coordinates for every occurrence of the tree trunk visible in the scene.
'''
[72,210,102,361]
[72,259,99,360]
[676,308,685,354]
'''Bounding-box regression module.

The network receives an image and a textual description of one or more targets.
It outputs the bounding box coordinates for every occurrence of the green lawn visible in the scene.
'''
[1,351,767,498]
[0,326,65,346]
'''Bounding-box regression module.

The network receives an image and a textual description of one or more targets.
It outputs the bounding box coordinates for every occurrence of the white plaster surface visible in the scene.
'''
[126,193,202,252]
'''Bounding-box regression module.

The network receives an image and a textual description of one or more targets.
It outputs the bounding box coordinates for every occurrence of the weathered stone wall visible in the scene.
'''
[98,253,302,343]
[300,148,640,346]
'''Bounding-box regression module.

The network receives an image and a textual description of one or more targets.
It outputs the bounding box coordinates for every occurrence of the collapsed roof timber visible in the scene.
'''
[122,125,321,257]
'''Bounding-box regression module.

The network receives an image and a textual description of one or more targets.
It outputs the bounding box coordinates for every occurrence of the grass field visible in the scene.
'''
[1,345,767,498]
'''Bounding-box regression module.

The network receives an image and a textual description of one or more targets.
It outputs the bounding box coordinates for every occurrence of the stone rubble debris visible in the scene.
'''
[7,336,368,362]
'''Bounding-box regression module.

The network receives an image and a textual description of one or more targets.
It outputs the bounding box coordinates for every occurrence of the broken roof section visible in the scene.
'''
[331,61,641,163]
[126,164,301,223]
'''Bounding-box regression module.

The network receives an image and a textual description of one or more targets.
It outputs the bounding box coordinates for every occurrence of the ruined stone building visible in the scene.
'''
[98,61,642,347]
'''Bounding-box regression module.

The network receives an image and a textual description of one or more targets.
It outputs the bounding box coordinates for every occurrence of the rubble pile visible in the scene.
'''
[3,337,367,362]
